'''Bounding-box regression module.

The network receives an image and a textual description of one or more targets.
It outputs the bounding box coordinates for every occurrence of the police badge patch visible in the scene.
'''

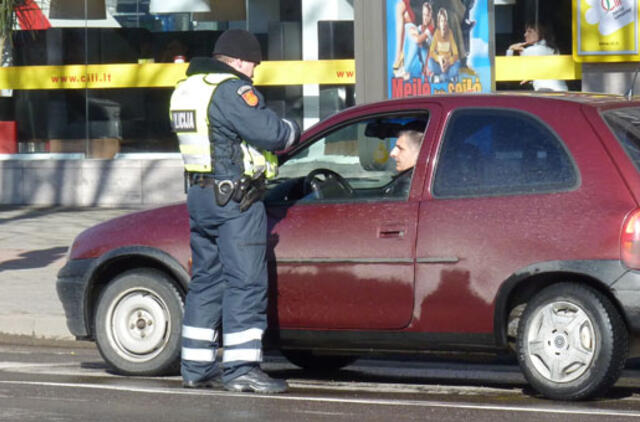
[237,85,259,107]
[171,110,197,132]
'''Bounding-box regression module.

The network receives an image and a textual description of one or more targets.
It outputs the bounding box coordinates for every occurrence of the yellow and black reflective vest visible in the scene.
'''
[169,73,278,178]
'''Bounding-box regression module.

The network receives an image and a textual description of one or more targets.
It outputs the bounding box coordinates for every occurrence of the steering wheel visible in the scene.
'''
[303,168,354,199]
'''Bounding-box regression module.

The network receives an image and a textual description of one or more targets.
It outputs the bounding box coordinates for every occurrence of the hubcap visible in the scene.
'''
[106,288,171,362]
[525,301,596,383]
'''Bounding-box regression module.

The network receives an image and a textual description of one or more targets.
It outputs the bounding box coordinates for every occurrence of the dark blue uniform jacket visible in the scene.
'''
[186,57,299,179]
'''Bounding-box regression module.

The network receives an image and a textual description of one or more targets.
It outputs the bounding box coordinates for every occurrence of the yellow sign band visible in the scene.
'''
[0,56,579,90]
[495,55,581,81]
[0,59,356,90]
[0,63,185,90]
[256,59,356,85]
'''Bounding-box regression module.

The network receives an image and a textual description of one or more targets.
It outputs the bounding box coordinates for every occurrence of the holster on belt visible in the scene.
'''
[190,172,265,210]
[238,174,266,212]
[213,179,235,206]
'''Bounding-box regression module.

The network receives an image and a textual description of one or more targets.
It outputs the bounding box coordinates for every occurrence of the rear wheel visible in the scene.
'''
[516,282,627,400]
[94,268,183,376]
[281,349,357,371]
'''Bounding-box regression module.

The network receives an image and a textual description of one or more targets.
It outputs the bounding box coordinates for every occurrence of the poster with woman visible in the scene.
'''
[387,0,492,97]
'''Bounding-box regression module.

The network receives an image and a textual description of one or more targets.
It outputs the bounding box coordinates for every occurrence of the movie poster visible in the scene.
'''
[386,0,492,97]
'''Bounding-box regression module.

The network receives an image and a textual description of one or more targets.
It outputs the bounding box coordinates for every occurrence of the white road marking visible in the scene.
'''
[0,360,521,395]
[1,379,640,418]
[0,362,77,370]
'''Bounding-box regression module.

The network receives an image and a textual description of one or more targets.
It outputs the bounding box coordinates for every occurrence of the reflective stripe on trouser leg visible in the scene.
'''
[181,186,225,383]
[223,328,264,364]
[182,326,218,365]
[182,346,216,362]
[218,201,268,382]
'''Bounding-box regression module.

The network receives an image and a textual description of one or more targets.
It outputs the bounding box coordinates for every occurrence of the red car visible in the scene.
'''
[58,93,640,400]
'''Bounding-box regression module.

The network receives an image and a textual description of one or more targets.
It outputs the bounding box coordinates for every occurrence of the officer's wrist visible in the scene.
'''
[283,119,300,149]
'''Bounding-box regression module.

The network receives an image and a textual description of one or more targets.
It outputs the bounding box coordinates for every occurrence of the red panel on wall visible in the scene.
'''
[0,121,17,154]
[15,0,51,30]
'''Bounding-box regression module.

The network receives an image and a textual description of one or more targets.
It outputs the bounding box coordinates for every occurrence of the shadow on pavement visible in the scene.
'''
[0,246,68,271]
[0,206,80,224]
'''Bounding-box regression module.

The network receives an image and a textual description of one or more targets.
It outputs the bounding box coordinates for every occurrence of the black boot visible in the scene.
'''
[224,367,288,394]
[183,368,223,389]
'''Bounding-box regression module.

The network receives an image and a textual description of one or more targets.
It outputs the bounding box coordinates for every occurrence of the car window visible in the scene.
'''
[602,107,640,173]
[265,112,429,204]
[432,108,578,198]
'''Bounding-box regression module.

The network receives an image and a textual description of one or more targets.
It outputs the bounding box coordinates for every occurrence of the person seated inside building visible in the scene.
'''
[506,22,567,92]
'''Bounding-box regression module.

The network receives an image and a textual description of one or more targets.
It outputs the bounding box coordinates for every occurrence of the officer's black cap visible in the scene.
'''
[213,29,262,64]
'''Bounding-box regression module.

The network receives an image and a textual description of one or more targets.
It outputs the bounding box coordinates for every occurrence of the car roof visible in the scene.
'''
[497,91,640,106]
[301,92,640,139]
[376,91,639,107]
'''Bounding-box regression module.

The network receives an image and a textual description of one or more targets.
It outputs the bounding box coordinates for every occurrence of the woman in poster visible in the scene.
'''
[392,0,416,74]
[400,2,436,80]
[427,8,461,83]
[431,0,468,66]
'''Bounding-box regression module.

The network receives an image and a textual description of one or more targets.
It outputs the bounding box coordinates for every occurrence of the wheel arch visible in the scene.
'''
[493,260,629,349]
[83,246,190,338]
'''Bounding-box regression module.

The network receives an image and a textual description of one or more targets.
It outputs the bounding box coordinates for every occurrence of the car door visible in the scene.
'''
[265,106,440,330]
[413,106,610,335]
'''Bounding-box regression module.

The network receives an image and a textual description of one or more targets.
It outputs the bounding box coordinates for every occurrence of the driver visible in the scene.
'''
[386,122,424,196]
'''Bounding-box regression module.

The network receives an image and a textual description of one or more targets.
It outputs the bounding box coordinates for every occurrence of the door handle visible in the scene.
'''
[378,225,406,239]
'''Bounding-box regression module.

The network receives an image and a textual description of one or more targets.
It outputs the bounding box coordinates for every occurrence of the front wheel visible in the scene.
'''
[94,268,184,376]
[516,283,628,400]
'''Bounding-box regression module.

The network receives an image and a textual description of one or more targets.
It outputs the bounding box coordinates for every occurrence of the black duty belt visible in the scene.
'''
[186,172,266,211]
[188,173,216,187]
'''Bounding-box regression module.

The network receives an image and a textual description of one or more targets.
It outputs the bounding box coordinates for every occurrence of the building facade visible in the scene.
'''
[0,0,635,205]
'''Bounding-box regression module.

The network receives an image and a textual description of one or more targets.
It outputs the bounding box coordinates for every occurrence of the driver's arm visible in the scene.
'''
[384,170,413,197]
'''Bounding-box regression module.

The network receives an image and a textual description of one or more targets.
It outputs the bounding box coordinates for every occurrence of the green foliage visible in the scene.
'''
[0,0,26,42]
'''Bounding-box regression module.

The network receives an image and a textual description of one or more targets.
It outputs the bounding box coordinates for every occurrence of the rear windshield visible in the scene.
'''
[602,107,640,171]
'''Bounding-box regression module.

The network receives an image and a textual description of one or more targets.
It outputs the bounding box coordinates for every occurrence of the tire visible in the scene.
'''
[281,349,357,371]
[94,268,184,376]
[516,282,628,400]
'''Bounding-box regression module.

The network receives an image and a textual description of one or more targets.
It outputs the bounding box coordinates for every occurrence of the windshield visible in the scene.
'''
[602,107,640,172]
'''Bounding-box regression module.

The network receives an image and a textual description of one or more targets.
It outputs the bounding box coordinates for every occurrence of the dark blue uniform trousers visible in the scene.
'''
[181,184,268,383]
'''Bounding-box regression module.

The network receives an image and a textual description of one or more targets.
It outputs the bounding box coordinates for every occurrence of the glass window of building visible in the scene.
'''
[495,0,577,92]
[1,0,355,158]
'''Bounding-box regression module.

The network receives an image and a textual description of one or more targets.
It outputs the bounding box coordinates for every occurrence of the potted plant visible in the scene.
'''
[0,0,23,68]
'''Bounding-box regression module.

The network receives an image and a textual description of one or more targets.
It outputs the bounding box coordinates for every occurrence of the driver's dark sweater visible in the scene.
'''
[384,169,413,197]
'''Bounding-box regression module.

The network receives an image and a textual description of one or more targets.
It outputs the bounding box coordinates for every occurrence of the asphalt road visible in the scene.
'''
[3,341,640,421]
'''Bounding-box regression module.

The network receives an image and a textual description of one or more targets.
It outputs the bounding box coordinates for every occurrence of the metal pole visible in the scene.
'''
[245,0,250,31]
[84,0,90,156]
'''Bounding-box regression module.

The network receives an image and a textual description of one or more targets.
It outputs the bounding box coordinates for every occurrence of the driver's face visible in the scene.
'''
[390,134,419,172]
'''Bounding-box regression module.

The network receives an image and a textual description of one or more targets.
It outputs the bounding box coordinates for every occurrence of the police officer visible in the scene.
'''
[170,29,300,394]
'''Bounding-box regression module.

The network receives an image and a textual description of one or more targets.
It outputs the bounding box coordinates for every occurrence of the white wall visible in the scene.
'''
[0,158,184,206]
[301,0,354,130]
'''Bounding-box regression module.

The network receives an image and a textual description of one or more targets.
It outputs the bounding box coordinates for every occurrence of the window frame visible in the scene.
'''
[268,110,431,206]
[601,106,640,175]
[430,106,581,199]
